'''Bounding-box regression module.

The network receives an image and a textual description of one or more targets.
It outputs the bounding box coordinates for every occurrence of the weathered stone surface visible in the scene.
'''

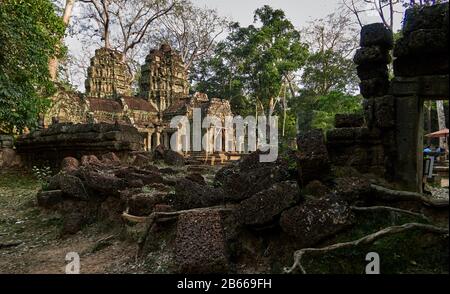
[327,127,380,145]
[81,155,102,167]
[101,152,121,165]
[362,98,375,128]
[98,196,126,223]
[0,148,21,168]
[354,46,391,65]
[16,123,144,168]
[62,213,86,235]
[171,179,225,210]
[127,193,166,216]
[297,129,330,185]
[394,29,448,57]
[175,210,228,273]
[357,64,389,80]
[236,181,299,226]
[61,157,80,172]
[303,180,329,198]
[115,167,164,186]
[374,95,395,129]
[163,150,185,166]
[390,75,449,98]
[359,77,390,98]
[215,151,291,201]
[403,3,449,34]
[0,135,14,148]
[393,95,423,192]
[37,190,63,208]
[140,44,189,112]
[132,153,153,168]
[48,173,89,200]
[159,167,178,175]
[334,114,364,128]
[360,23,393,49]
[280,196,354,246]
[393,55,448,77]
[332,177,371,203]
[80,170,128,198]
[85,47,132,99]
[186,172,206,186]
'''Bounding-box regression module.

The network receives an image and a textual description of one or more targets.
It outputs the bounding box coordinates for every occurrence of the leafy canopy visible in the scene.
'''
[0,0,65,133]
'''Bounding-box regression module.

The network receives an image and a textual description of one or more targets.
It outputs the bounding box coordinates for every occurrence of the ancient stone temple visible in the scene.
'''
[85,47,132,99]
[23,44,239,163]
[139,44,190,113]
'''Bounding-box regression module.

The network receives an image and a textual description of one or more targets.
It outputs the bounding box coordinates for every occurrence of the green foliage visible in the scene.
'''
[301,50,358,96]
[31,165,52,189]
[0,0,65,133]
[193,5,308,116]
[292,91,363,132]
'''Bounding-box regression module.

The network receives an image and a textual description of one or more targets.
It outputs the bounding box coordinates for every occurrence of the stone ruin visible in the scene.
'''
[328,2,449,193]
[139,44,190,113]
[85,47,132,99]
[0,134,21,168]
[9,3,450,274]
[17,43,238,163]
[15,123,144,167]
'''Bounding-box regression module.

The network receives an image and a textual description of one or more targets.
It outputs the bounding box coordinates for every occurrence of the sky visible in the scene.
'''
[66,0,406,91]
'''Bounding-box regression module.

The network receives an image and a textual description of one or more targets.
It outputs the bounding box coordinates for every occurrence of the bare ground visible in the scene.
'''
[0,170,143,274]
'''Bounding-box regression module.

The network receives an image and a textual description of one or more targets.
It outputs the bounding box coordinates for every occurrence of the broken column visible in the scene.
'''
[354,23,393,103]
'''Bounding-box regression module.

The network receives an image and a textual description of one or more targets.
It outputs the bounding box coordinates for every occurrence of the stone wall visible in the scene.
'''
[328,2,449,192]
[16,123,144,167]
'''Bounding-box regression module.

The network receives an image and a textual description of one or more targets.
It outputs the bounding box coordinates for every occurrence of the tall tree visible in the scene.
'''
[49,0,76,81]
[77,0,176,59]
[0,0,65,133]
[296,12,361,131]
[229,6,309,116]
[151,1,229,72]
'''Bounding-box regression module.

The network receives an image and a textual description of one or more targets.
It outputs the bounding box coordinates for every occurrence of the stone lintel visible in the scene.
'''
[390,75,449,99]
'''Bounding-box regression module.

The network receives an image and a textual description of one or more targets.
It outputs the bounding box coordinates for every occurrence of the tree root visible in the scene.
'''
[284,223,448,274]
[350,205,430,221]
[370,184,449,208]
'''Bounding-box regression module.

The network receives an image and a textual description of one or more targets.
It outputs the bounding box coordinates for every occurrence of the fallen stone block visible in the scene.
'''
[236,181,300,226]
[280,196,354,247]
[175,210,229,273]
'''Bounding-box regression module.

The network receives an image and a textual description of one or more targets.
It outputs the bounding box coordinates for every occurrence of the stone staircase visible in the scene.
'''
[185,151,245,166]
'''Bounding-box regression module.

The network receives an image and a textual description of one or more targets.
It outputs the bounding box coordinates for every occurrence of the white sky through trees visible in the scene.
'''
[65,0,406,91]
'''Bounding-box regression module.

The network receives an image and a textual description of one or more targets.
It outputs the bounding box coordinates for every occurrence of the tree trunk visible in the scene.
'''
[436,100,447,150]
[48,0,75,81]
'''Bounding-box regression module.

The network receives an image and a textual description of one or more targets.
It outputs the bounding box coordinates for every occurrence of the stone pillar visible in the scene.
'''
[147,132,152,151]
[393,95,424,193]
[156,132,161,146]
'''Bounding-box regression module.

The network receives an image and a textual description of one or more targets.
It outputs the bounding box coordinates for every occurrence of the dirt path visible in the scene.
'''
[0,170,141,274]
